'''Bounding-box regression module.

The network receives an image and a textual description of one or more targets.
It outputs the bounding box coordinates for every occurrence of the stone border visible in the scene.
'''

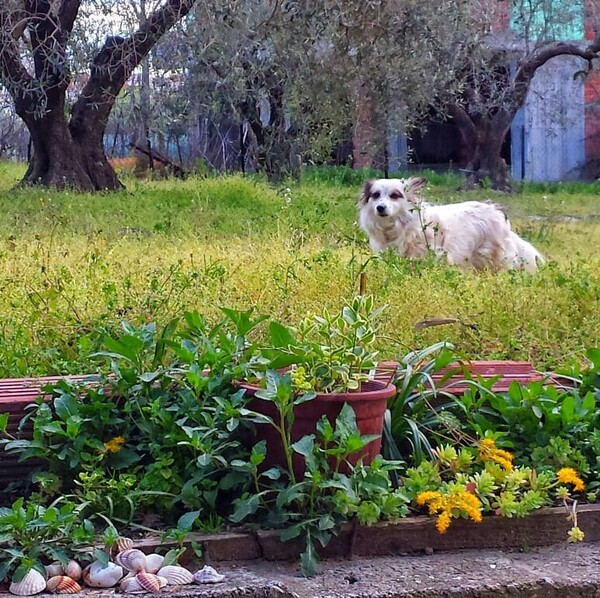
[133,503,600,564]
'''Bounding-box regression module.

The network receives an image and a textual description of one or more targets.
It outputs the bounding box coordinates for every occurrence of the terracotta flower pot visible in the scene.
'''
[240,379,397,479]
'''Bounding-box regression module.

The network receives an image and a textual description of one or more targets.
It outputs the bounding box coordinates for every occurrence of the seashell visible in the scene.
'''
[119,576,146,594]
[144,553,164,574]
[82,560,123,588]
[135,571,165,593]
[46,575,81,594]
[114,536,134,554]
[157,576,168,588]
[44,562,64,578]
[115,548,147,573]
[120,572,166,594]
[193,565,225,584]
[157,564,194,585]
[64,560,82,581]
[9,568,46,596]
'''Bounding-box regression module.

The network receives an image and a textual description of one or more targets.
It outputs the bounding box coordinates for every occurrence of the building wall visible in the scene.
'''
[512,55,586,181]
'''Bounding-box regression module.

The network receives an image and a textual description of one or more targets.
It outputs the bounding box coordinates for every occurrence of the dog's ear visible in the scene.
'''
[359,180,373,206]
[404,177,427,195]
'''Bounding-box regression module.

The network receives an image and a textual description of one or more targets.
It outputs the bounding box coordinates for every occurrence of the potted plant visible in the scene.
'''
[239,296,397,479]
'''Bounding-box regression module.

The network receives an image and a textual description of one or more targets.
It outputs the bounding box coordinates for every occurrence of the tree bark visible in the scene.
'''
[449,104,513,192]
[0,0,198,191]
[241,68,291,183]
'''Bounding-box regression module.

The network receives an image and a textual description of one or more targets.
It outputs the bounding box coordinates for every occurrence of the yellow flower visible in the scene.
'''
[103,436,125,453]
[416,491,442,508]
[556,468,585,492]
[567,526,585,542]
[416,488,482,534]
[478,438,513,472]
[436,511,451,534]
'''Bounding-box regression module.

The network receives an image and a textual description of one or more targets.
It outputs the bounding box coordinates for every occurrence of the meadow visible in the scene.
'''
[0,161,598,377]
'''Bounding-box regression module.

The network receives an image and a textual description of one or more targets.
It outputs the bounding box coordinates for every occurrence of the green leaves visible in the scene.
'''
[230,494,262,523]
[0,498,95,582]
[250,295,385,394]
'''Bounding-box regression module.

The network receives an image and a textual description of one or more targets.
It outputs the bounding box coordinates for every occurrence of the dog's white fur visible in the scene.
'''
[358,177,543,272]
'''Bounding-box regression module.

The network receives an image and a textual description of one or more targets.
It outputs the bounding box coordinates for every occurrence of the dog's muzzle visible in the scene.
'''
[376,204,387,216]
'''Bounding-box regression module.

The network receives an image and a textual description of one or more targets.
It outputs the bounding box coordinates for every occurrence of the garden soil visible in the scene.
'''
[2,542,597,598]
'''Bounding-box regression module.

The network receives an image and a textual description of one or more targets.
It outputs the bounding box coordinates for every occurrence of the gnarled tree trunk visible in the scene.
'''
[449,104,513,192]
[0,0,198,191]
[448,40,600,192]
[241,67,292,183]
[17,99,121,191]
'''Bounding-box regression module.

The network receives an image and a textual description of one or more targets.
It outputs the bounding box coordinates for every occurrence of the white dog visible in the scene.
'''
[358,177,543,272]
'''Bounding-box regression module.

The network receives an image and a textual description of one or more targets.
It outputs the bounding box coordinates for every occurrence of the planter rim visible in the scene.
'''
[238,378,397,401]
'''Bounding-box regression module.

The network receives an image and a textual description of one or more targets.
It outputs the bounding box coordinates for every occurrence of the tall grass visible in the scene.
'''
[0,162,598,376]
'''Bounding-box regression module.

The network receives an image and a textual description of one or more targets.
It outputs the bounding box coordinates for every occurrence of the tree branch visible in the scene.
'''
[24,0,71,93]
[448,102,477,151]
[58,0,81,33]
[70,0,198,135]
[0,9,36,110]
[512,38,600,106]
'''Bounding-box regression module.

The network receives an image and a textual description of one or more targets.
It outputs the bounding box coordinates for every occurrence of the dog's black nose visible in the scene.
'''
[376,205,387,215]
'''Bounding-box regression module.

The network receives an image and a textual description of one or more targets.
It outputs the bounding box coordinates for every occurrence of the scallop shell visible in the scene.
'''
[120,573,167,594]
[64,560,82,581]
[115,536,134,554]
[46,576,81,594]
[157,564,194,585]
[145,553,164,574]
[44,562,64,578]
[9,568,46,596]
[193,565,225,584]
[119,576,146,594]
[115,548,147,573]
[82,560,124,588]
[136,571,165,593]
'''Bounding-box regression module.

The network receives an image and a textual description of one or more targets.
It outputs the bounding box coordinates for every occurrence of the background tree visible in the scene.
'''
[0,0,197,190]
[180,0,472,181]
[449,0,600,190]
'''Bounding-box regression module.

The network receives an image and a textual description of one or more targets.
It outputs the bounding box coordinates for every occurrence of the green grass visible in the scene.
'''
[0,162,598,376]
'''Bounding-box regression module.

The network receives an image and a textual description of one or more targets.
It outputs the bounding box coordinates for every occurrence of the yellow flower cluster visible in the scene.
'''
[103,436,125,453]
[478,438,513,471]
[556,468,585,492]
[416,489,483,534]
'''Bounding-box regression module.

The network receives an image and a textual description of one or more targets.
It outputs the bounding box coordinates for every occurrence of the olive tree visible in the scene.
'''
[450,0,600,190]
[179,0,473,180]
[0,0,198,190]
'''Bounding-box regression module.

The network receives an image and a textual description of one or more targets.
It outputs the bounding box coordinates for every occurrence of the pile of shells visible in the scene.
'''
[8,538,226,596]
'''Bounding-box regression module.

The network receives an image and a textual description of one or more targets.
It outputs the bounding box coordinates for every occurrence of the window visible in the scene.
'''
[511,0,584,41]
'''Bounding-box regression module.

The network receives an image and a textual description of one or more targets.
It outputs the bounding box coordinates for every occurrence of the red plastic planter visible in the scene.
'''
[240,379,397,479]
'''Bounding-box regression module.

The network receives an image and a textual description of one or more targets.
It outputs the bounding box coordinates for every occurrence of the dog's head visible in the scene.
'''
[358,177,427,220]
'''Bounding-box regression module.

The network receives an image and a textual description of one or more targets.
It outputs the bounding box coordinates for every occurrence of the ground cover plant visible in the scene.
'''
[0,162,598,377]
[0,298,597,581]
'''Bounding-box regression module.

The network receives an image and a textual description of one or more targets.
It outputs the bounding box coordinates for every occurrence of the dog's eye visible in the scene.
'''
[370,191,380,199]
[390,192,402,200]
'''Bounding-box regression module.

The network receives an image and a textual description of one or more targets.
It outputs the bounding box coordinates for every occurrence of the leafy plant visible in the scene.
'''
[405,437,587,541]
[252,295,385,393]
[230,371,408,577]
[441,353,600,485]
[0,498,95,582]
[384,341,458,468]
[1,309,268,526]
